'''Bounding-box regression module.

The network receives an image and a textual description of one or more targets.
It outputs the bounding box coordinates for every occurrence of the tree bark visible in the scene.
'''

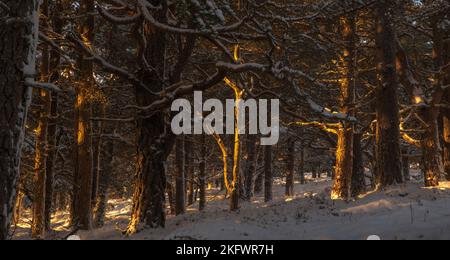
[264,145,273,202]
[72,0,95,230]
[185,138,195,206]
[127,3,174,233]
[332,13,356,200]
[351,133,365,197]
[199,134,207,211]
[0,0,40,240]
[402,149,410,181]
[243,135,256,200]
[444,107,450,180]
[418,16,448,187]
[374,0,403,188]
[175,136,185,215]
[93,130,114,228]
[444,37,450,180]
[32,0,51,237]
[421,112,443,187]
[299,131,306,184]
[285,138,295,197]
[44,1,62,231]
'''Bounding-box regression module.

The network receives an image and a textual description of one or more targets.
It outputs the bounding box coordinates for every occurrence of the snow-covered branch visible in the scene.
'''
[137,0,248,36]
[24,81,61,92]
[67,33,155,95]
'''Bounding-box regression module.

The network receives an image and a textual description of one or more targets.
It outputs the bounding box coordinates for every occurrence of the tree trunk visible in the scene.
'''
[374,0,403,188]
[44,1,62,231]
[243,135,256,200]
[72,0,95,230]
[230,134,241,211]
[443,39,450,180]
[0,0,40,240]
[167,182,175,215]
[285,138,295,197]
[185,138,195,206]
[175,136,185,215]
[299,133,306,184]
[444,108,450,180]
[264,145,273,202]
[418,16,448,187]
[93,132,114,227]
[254,147,263,194]
[421,112,443,187]
[127,4,173,232]
[32,1,51,237]
[332,13,356,200]
[199,134,207,211]
[351,133,365,197]
[13,190,25,226]
[402,149,410,181]
[91,104,102,206]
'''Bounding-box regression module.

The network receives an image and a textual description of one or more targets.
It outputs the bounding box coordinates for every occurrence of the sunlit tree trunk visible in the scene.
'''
[32,0,51,238]
[13,189,24,226]
[332,13,356,200]
[72,0,95,230]
[421,111,443,187]
[444,108,450,180]
[442,16,450,181]
[127,3,174,233]
[444,34,450,180]
[0,0,40,240]
[374,0,403,188]
[418,17,448,187]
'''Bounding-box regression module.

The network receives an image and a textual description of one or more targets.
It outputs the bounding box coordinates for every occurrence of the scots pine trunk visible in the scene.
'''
[444,107,450,180]
[332,14,356,200]
[402,149,410,181]
[243,135,256,200]
[285,138,295,197]
[418,16,448,187]
[72,0,94,230]
[374,0,403,188]
[93,129,114,228]
[264,145,273,202]
[351,133,365,197]
[44,1,62,231]
[127,3,173,233]
[442,18,450,181]
[0,0,40,240]
[32,0,51,237]
[299,132,306,184]
[175,136,185,215]
[421,112,443,187]
[185,139,194,206]
[199,135,206,211]
[254,147,263,194]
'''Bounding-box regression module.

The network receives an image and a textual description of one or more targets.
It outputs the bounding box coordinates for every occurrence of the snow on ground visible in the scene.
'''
[13,175,450,240]
[79,177,450,240]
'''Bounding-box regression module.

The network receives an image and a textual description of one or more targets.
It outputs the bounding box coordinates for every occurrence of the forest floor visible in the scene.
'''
[13,174,450,240]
